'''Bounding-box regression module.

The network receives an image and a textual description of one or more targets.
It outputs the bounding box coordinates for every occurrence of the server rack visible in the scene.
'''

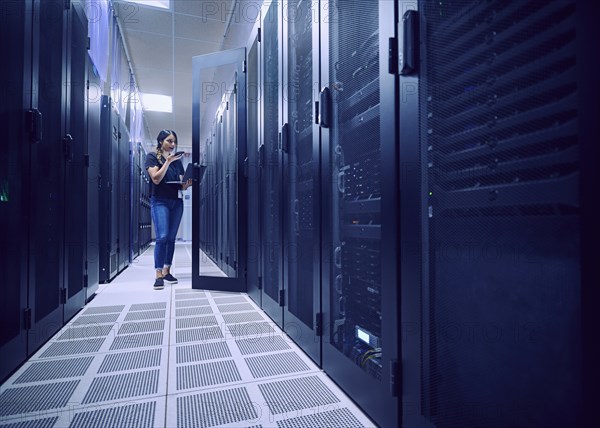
[117,116,131,272]
[26,0,69,353]
[259,1,284,327]
[409,1,587,426]
[98,97,119,283]
[62,1,88,320]
[281,0,321,363]
[0,0,31,382]
[245,27,261,305]
[131,142,141,259]
[320,1,400,426]
[86,56,102,299]
[139,144,152,253]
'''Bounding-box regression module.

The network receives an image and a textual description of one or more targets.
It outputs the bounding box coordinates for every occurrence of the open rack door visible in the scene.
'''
[192,48,247,292]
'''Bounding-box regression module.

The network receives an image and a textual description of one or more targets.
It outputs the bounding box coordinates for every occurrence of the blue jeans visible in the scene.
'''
[151,196,184,270]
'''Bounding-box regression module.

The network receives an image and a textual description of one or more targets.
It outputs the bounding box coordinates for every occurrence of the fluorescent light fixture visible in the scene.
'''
[124,0,170,10]
[140,93,172,113]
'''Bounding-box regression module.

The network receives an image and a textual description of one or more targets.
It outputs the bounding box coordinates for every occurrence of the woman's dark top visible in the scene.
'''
[145,152,184,199]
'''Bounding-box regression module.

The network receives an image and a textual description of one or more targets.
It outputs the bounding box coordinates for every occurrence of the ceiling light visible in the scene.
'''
[124,0,170,10]
[140,93,172,112]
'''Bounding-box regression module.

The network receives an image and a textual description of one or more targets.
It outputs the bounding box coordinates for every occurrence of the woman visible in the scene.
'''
[145,129,192,289]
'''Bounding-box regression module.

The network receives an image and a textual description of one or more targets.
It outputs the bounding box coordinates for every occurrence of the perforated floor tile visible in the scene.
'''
[227,322,275,338]
[176,387,258,428]
[123,310,166,321]
[176,315,219,329]
[258,375,340,415]
[176,360,241,390]
[70,400,157,428]
[213,295,248,304]
[216,303,256,313]
[14,357,93,384]
[82,370,160,404]
[0,417,59,428]
[56,325,114,341]
[245,352,311,379]
[0,381,79,416]
[175,299,211,308]
[222,311,265,324]
[176,342,232,364]
[109,332,164,350]
[129,302,167,311]
[117,320,165,334]
[82,305,125,315]
[276,407,364,428]
[175,327,223,344]
[39,338,105,358]
[176,306,213,317]
[98,349,162,373]
[235,336,292,355]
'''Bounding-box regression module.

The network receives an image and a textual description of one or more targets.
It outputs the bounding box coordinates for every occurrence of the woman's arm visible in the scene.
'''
[147,153,182,184]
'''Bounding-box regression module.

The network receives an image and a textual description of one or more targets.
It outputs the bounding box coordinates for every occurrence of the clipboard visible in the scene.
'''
[165,163,207,184]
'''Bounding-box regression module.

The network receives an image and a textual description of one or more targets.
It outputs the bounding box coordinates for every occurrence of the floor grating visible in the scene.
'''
[0,243,374,427]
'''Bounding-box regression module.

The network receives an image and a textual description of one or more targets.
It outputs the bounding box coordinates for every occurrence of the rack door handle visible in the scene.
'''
[319,87,331,128]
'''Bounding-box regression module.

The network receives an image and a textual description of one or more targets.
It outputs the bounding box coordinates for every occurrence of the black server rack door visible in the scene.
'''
[63,2,88,320]
[132,144,140,258]
[118,120,131,271]
[260,1,284,326]
[0,0,31,382]
[191,47,247,292]
[321,0,400,426]
[109,109,119,278]
[86,56,101,297]
[246,34,261,305]
[420,1,581,427]
[28,0,67,352]
[98,96,112,283]
[227,92,238,276]
[282,0,320,363]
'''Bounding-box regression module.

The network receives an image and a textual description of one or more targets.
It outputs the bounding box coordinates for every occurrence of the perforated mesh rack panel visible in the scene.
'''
[276,408,364,428]
[245,352,310,378]
[14,357,93,383]
[235,336,291,355]
[70,401,156,428]
[422,1,581,427]
[176,387,257,428]
[0,381,79,416]
[98,348,162,373]
[81,369,159,404]
[258,376,339,415]
[176,360,241,390]
[40,338,105,358]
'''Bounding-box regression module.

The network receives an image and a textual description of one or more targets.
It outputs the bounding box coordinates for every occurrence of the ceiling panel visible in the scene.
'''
[125,31,173,71]
[173,0,235,21]
[132,67,173,95]
[114,1,173,36]
[175,13,227,42]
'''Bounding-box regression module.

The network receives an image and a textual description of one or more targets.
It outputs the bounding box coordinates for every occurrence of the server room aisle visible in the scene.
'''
[0,243,375,428]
